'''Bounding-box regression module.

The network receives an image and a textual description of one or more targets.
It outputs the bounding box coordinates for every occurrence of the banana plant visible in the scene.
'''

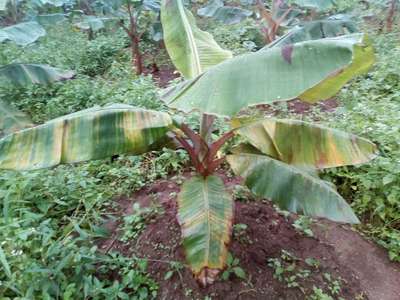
[0,0,377,287]
[0,63,74,135]
[0,21,46,46]
[85,0,162,74]
[0,63,74,86]
[197,0,253,25]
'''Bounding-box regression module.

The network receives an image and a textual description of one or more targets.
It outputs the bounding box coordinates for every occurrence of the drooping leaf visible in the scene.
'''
[0,104,173,170]
[265,19,358,48]
[163,34,374,116]
[75,16,106,32]
[143,0,161,12]
[161,0,232,79]
[197,0,252,25]
[150,21,163,42]
[0,0,9,11]
[33,0,71,7]
[232,117,377,168]
[177,175,233,286]
[227,153,359,223]
[212,7,253,25]
[0,100,32,137]
[240,0,255,5]
[299,34,374,103]
[0,22,46,46]
[197,0,223,17]
[291,0,335,11]
[0,64,75,86]
[33,13,67,25]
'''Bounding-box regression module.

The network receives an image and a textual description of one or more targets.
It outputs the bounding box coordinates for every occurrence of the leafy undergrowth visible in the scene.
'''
[0,150,188,298]
[95,173,368,300]
[0,26,169,123]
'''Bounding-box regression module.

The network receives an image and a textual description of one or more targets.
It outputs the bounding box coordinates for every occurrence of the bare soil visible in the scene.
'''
[254,98,339,116]
[143,61,179,88]
[97,172,400,300]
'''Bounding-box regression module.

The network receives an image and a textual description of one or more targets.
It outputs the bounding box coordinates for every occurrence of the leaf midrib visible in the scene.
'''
[177,0,202,77]
[202,177,211,266]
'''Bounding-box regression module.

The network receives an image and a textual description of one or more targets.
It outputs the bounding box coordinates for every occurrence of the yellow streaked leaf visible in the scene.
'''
[161,0,232,79]
[0,104,173,170]
[177,175,233,286]
[232,117,377,169]
[227,153,360,223]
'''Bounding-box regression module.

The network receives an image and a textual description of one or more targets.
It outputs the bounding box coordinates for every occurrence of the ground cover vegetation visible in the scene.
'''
[0,0,398,298]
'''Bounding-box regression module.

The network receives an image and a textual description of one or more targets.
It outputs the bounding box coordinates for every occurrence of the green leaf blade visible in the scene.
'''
[177,175,233,286]
[161,0,232,79]
[0,105,173,171]
[265,19,358,49]
[227,154,360,224]
[0,100,32,137]
[163,34,374,116]
[232,117,377,169]
[0,64,75,86]
[0,21,46,46]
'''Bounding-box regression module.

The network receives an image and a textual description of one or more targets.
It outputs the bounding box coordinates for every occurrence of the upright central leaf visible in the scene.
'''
[161,0,232,79]
[177,175,233,286]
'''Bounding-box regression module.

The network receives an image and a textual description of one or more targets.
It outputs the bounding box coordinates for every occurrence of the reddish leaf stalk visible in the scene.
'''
[174,124,235,177]
[386,0,397,32]
[119,1,144,75]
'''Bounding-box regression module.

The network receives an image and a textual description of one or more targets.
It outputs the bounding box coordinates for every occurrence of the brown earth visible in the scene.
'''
[253,98,339,117]
[97,172,400,300]
[145,64,179,88]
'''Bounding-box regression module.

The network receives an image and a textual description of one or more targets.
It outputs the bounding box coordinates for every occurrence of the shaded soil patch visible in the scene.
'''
[97,172,400,300]
[145,64,179,88]
[142,56,180,88]
[254,98,339,116]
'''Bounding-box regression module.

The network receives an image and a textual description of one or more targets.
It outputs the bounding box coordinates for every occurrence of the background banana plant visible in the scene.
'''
[0,63,74,86]
[0,0,378,286]
[0,21,46,45]
[0,63,74,136]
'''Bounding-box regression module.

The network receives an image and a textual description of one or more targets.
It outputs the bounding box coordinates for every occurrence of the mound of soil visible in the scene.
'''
[97,172,400,300]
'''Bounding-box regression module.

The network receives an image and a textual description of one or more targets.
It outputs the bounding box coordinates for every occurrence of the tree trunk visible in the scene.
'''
[131,36,143,75]
[386,0,397,32]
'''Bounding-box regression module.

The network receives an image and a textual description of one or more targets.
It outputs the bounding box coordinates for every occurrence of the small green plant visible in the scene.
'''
[233,223,251,244]
[292,216,314,238]
[232,185,253,202]
[120,202,161,243]
[267,250,311,290]
[323,273,343,296]
[221,253,246,281]
[164,261,185,281]
[268,250,344,297]
[309,287,334,300]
